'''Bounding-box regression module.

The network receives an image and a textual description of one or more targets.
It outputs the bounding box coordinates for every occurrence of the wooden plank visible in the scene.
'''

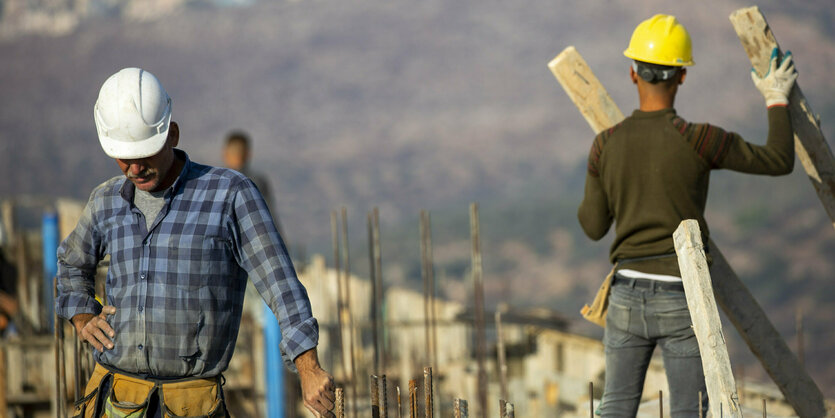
[707,238,828,417]
[548,46,624,134]
[730,6,835,231]
[549,46,829,417]
[674,220,742,417]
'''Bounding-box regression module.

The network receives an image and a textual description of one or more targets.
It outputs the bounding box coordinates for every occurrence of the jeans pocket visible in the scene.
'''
[604,300,632,346]
[656,308,700,357]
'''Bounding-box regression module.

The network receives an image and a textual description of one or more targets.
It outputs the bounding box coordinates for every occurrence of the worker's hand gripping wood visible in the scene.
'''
[750,47,798,108]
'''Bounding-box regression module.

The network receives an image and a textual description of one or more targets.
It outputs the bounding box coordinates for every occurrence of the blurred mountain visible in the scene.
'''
[0,0,833,396]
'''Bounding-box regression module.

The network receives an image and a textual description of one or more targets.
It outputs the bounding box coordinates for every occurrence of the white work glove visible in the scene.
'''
[751,47,798,108]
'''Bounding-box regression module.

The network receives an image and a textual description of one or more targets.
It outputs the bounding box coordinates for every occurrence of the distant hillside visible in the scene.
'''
[0,0,834,395]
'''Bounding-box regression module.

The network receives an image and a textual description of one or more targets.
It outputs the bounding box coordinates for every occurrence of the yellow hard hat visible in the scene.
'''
[624,14,694,67]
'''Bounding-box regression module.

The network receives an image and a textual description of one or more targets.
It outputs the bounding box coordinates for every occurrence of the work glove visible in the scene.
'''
[751,47,798,108]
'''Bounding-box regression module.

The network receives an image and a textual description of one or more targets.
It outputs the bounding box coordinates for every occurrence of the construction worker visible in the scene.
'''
[578,15,797,416]
[222,130,286,239]
[56,68,334,417]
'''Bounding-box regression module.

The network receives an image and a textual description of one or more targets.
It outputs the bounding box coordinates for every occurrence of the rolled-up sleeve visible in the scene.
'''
[56,192,104,321]
[230,179,318,371]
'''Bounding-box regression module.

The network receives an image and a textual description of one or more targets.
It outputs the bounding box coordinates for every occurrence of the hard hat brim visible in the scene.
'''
[624,49,694,67]
[98,125,170,160]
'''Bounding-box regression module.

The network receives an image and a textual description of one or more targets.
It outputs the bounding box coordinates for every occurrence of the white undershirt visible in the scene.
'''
[617,268,682,283]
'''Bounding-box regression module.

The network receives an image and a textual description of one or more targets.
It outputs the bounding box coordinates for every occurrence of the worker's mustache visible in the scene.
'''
[127,169,156,179]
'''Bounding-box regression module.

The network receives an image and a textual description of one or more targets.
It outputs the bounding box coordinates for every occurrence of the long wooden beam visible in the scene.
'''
[548,46,623,133]
[548,46,829,416]
[674,221,742,417]
[730,6,835,231]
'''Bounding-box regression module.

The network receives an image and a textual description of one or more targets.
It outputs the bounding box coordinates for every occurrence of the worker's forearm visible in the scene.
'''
[578,175,613,240]
[294,348,321,372]
[764,105,795,171]
[720,106,794,175]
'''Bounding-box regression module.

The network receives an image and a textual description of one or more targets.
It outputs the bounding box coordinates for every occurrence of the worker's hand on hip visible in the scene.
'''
[71,305,117,352]
[295,348,335,417]
[751,47,798,108]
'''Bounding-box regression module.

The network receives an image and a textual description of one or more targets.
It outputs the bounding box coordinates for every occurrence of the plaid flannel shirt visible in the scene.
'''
[56,149,317,378]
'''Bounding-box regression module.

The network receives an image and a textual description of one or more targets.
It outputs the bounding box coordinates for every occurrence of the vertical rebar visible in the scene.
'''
[54,277,66,417]
[420,212,432,368]
[505,402,515,418]
[796,308,804,368]
[368,211,380,375]
[397,386,402,418]
[424,211,438,365]
[331,211,346,378]
[423,210,439,417]
[453,399,468,418]
[381,374,388,418]
[424,367,433,418]
[0,343,6,414]
[699,391,703,418]
[373,208,386,374]
[340,207,358,418]
[762,398,766,418]
[496,309,509,401]
[73,326,81,401]
[469,203,487,417]
[335,387,344,418]
[659,390,663,418]
[408,379,418,418]
[589,382,594,418]
[371,375,381,418]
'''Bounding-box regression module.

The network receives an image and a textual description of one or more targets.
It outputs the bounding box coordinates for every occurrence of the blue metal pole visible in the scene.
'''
[263,302,285,418]
[42,211,59,332]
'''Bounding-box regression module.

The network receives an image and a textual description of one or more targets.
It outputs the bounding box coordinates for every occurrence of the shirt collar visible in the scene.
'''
[119,149,192,203]
[631,108,677,118]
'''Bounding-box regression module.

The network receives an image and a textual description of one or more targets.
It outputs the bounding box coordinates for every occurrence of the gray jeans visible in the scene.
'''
[599,279,708,417]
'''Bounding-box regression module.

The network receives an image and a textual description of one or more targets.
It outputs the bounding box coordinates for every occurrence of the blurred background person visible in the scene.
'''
[223,131,286,240]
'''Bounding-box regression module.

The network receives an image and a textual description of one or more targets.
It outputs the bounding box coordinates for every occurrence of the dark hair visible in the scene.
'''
[633,61,680,84]
[225,131,250,148]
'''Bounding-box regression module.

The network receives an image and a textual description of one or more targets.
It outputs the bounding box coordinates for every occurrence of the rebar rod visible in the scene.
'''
[469,203,487,417]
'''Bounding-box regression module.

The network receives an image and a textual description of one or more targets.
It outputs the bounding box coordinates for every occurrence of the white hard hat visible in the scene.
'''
[94,68,172,159]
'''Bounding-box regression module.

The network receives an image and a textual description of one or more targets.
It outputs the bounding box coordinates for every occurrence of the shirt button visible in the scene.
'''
[138,344,143,350]
[138,306,143,312]
[140,274,146,280]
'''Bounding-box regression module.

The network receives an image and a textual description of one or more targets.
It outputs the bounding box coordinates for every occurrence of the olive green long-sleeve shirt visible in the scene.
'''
[578,106,793,276]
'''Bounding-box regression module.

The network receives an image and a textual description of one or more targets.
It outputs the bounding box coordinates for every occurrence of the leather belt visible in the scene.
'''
[612,276,685,292]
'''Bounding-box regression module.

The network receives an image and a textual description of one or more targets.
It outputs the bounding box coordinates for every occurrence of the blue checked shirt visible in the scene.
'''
[56,150,318,378]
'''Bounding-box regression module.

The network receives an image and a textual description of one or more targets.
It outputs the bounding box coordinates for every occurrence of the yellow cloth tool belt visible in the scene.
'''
[580,264,617,328]
[72,363,226,418]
